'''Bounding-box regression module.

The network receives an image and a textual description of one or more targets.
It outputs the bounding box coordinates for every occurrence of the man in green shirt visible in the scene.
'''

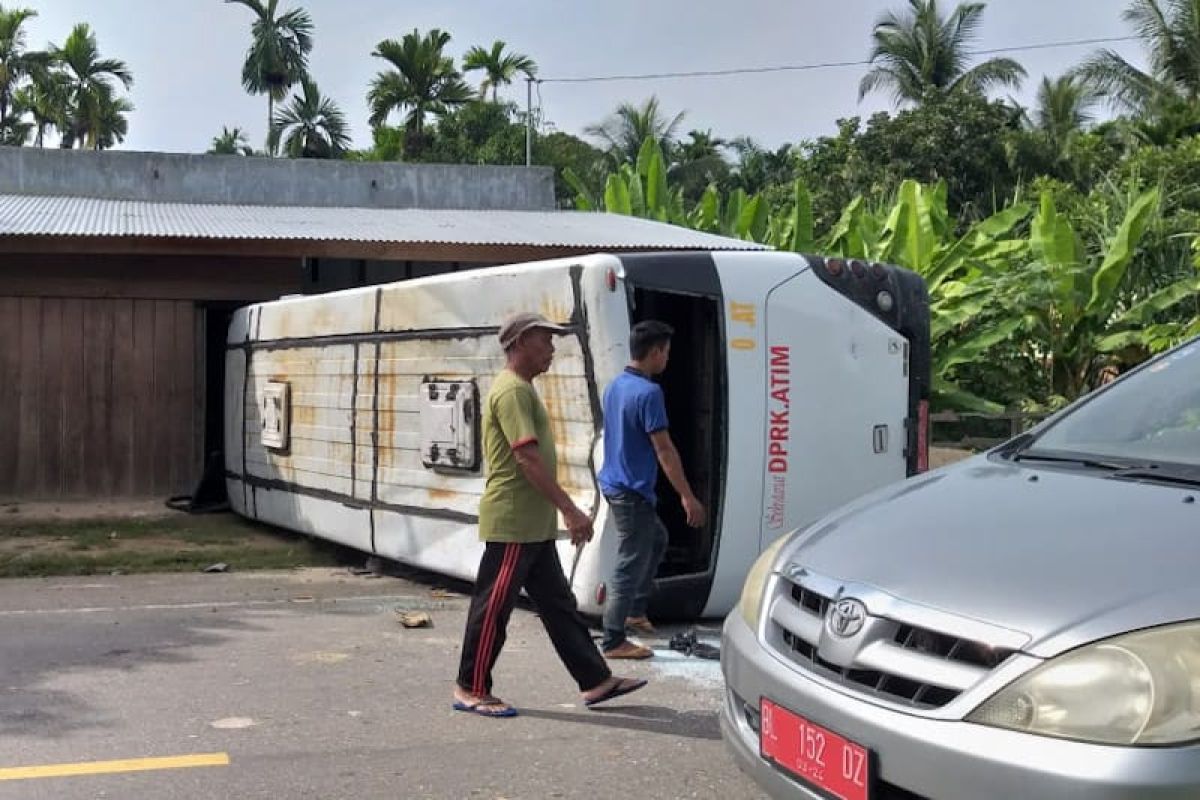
[453,312,648,718]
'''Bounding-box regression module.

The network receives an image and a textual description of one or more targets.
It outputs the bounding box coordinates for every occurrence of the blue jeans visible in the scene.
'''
[601,491,668,651]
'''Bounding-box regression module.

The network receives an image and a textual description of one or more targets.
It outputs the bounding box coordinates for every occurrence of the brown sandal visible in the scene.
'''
[604,640,653,660]
[584,677,648,707]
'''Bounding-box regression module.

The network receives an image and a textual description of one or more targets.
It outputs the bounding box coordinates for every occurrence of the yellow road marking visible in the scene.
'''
[0,752,230,781]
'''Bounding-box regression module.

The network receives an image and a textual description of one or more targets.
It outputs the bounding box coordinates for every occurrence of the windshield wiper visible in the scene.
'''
[1108,467,1200,488]
[1009,450,1142,471]
[1012,449,1200,486]
[995,432,1036,458]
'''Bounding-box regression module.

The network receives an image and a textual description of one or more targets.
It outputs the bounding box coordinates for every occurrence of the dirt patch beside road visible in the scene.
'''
[0,511,350,577]
[0,498,175,522]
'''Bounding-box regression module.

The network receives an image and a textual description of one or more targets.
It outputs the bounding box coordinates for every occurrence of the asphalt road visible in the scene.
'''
[0,568,764,799]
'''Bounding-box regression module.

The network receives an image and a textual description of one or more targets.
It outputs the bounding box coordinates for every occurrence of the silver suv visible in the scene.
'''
[721,337,1200,799]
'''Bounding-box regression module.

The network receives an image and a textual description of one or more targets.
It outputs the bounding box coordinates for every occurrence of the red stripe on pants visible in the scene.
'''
[473,542,519,696]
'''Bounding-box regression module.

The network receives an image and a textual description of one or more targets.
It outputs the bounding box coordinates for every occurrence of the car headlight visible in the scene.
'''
[969,622,1200,745]
[737,534,790,631]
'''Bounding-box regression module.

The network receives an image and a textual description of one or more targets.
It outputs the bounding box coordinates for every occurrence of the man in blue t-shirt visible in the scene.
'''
[597,320,707,659]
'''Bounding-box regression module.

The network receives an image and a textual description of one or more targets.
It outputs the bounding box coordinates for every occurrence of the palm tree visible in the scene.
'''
[0,107,28,144]
[859,0,1026,105]
[462,40,537,102]
[1076,0,1200,115]
[209,125,254,155]
[729,137,796,195]
[1126,95,1200,143]
[0,5,44,131]
[1010,75,1103,174]
[226,0,313,155]
[677,129,726,161]
[669,129,730,201]
[14,64,70,147]
[270,77,350,158]
[83,85,132,150]
[1030,75,1101,144]
[50,23,133,149]
[367,28,472,159]
[585,96,686,166]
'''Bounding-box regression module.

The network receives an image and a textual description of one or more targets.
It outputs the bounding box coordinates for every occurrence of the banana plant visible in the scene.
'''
[688,184,722,233]
[980,187,1186,400]
[575,136,690,225]
[765,179,815,252]
[562,166,598,211]
[572,135,773,241]
[1095,231,1200,356]
[827,179,1030,290]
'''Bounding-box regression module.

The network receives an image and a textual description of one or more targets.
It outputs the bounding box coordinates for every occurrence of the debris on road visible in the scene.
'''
[203,562,229,573]
[668,629,720,660]
[396,610,433,628]
[210,717,256,730]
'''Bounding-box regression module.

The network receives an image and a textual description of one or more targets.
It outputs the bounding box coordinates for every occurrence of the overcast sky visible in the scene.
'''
[18,0,1144,154]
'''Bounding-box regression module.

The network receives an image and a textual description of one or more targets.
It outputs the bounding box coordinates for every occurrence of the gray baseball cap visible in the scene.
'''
[498,312,569,350]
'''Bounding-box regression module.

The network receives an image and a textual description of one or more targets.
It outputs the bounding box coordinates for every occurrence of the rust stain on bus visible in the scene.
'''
[376,349,398,469]
[290,402,315,428]
[274,303,337,341]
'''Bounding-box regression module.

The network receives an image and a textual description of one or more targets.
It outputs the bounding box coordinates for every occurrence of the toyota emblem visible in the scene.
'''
[827,598,867,638]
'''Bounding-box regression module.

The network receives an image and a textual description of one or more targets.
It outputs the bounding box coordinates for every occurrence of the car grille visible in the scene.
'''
[772,579,1015,709]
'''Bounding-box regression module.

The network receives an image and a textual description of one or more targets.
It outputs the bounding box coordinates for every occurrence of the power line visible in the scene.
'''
[542,58,868,84]
[538,35,1139,84]
[976,34,1138,56]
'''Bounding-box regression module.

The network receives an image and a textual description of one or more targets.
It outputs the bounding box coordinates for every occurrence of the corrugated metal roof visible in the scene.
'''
[0,194,767,250]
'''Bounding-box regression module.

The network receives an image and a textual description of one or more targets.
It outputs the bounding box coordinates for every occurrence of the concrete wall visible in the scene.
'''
[0,147,555,211]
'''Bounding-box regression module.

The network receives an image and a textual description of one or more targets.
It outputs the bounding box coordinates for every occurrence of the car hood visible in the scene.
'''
[784,456,1200,658]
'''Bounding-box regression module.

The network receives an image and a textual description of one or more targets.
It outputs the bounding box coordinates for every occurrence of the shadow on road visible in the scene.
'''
[0,611,261,739]
[518,704,722,741]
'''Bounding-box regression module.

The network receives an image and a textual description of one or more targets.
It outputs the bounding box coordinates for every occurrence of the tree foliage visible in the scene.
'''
[209,125,255,155]
[270,77,350,158]
[859,0,1025,105]
[574,133,1200,411]
[462,40,536,102]
[368,28,473,159]
[226,0,313,154]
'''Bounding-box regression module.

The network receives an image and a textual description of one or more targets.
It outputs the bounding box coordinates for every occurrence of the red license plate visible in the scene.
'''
[760,698,871,800]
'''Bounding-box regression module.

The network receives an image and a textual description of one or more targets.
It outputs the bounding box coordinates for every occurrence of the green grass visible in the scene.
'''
[0,513,351,578]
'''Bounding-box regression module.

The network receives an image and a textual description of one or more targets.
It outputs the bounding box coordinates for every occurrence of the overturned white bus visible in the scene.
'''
[225,251,930,618]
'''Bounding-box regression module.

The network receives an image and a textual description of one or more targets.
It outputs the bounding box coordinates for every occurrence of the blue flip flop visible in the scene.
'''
[453,699,518,718]
[584,677,648,707]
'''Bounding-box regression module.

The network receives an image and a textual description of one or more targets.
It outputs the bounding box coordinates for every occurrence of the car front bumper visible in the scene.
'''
[720,610,1200,799]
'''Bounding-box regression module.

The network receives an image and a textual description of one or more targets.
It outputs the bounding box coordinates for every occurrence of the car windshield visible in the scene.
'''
[1027,340,1200,469]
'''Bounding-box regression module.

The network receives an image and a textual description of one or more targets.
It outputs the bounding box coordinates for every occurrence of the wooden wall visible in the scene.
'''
[0,254,303,302]
[0,253,303,500]
[0,297,199,498]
